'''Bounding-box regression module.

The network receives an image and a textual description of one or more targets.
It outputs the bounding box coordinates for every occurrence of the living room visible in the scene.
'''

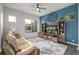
[0,3,79,55]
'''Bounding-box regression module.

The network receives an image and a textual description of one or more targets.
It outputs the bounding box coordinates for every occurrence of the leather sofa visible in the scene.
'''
[2,31,40,55]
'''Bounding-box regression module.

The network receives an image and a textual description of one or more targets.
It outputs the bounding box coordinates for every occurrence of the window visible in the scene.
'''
[8,16,16,22]
[25,19,32,24]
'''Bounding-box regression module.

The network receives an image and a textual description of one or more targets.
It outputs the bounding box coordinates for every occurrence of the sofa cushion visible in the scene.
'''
[5,32,22,53]
[16,37,26,45]
[16,37,30,49]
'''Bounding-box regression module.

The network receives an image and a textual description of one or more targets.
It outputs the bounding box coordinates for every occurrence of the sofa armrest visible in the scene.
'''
[3,42,15,55]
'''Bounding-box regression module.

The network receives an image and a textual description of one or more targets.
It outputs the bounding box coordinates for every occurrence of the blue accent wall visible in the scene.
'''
[40,4,78,44]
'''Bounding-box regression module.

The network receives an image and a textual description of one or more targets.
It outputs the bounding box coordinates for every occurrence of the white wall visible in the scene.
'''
[37,17,41,32]
[4,7,40,38]
[0,4,3,52]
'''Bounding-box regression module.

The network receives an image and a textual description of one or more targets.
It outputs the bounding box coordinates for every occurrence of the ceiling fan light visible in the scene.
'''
[37,8,40,11]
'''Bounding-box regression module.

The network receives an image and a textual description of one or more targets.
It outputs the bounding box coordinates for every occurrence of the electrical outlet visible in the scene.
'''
[72,40,74,42]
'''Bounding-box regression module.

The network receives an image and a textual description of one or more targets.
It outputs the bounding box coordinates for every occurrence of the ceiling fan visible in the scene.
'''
[36,3,47,12]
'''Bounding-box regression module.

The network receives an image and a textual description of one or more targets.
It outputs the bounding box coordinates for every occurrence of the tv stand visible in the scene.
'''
[38,32,58,42]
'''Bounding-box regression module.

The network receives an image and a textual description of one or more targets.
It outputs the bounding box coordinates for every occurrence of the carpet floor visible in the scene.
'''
[27,37,67,55]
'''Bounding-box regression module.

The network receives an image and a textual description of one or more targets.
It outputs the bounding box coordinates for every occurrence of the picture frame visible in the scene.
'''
[25,24,32,33]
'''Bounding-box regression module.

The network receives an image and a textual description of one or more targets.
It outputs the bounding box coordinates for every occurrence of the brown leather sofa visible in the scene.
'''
[3,31,40,55]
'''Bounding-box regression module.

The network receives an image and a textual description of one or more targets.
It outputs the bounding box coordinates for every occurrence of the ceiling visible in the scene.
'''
[4,3,74,16]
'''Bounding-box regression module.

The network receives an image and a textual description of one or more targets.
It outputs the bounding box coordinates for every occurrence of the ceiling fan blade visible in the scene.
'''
[39,7,46,9]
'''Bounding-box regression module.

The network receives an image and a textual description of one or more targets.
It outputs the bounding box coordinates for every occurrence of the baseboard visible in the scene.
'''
[67,42,79,50]
[66,42,78,46]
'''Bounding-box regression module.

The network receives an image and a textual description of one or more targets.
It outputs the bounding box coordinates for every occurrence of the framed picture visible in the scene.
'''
[25,24,32,33]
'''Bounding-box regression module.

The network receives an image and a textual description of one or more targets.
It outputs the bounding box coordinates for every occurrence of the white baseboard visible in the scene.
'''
[66,42,78,46]
[66,42,79,50]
